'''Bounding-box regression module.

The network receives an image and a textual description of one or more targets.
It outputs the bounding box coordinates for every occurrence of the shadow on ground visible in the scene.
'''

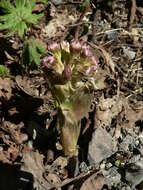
[0,162,33,190]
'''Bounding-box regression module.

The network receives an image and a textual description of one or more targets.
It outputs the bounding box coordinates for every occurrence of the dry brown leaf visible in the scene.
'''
[90,44,115,73]
[94,95,123,129]
[44,173,61,187]
[21,149,52,190]
[99,48,115,73]
[52,156,68,169]
[1,121,28,144]
[15,75,39,97]
[118,99,143,128]
[94,95,143,130]
[42,4,78,38]
[0,77,12,100]
[0,135,19,163]
[80,173,104,190]
[0,151,11,163]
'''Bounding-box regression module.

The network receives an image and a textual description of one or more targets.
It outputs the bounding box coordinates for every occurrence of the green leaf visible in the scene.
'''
[21,38,46,66]
[16,0,25,9]
[0,14,19,31]
[0,65,8,79]
[29,44,41,65]
[80,0,90,12]
[35,41,46,54]
[37,0,48,4]
[0,0,14,14]
[26,0,35,11]
[0,14,12,22]
[0,0,43,38]
[17,21,27,38]
[26,13,43,24]
[21,41,30,66]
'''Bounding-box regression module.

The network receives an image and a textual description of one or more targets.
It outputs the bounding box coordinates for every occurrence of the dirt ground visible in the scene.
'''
[0,0,143,190]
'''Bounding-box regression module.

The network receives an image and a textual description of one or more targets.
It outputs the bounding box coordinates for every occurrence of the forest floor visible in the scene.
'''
[0,0,143,190]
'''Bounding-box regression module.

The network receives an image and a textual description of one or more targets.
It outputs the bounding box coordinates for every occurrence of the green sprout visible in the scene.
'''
[0,0,43,38]
[0,65,8,79]
[42,40,98,157]
[21,38,46,67]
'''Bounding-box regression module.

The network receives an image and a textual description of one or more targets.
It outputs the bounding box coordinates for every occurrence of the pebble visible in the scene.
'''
[105,162,113,169]
[103,167,121,188]
[123,47,136,60]
[120,134,134,152]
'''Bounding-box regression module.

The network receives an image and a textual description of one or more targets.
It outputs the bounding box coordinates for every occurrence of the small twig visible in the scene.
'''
[129,0,136,31]
[57,170,101,188]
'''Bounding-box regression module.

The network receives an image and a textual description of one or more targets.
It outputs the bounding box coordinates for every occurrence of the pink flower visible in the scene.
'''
[70,40,82,52]
[48,42,60,52]
[82,45,92,57]
[42,56,55,69]
[85,67,91,75]
[62,64,71,80]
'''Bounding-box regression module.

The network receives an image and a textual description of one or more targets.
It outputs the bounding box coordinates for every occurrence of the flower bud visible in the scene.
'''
[48,42,60,52]
[42,56,55,69]
[91,56,98,73]
[70,40,82,53]
[82,45,92,57]
[62,64,71,81]
[61,41,70,52]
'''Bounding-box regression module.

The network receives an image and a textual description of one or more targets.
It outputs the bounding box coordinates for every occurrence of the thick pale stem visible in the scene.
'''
[59,118,81,157]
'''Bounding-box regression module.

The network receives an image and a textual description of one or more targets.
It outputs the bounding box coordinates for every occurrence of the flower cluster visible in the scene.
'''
[42,40,97,83]
[41,40,98,157]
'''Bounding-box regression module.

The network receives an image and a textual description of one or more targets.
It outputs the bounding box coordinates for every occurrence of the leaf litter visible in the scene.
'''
[0,0,143,190]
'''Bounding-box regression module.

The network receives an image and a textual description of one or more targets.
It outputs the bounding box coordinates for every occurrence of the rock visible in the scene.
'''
[79,162,89,173]
[121,185,132,190]
[88,127,113,164]
[105,162,112,169]
[125,160,143,188]
[107,31,118,41]
[103,167,121,188]
[119,134,134,152]
[123,47,136,60]
[129,155,141,164]
[51,0,63,5]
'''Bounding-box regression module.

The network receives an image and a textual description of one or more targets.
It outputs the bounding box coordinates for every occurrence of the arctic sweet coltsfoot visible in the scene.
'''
[41,40,98,157]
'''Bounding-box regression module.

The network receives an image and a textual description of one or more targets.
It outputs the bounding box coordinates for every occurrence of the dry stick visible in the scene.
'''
[129,0,136,31]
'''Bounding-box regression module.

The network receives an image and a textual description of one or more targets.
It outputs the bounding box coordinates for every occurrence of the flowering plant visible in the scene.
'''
[42,40,97,157]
